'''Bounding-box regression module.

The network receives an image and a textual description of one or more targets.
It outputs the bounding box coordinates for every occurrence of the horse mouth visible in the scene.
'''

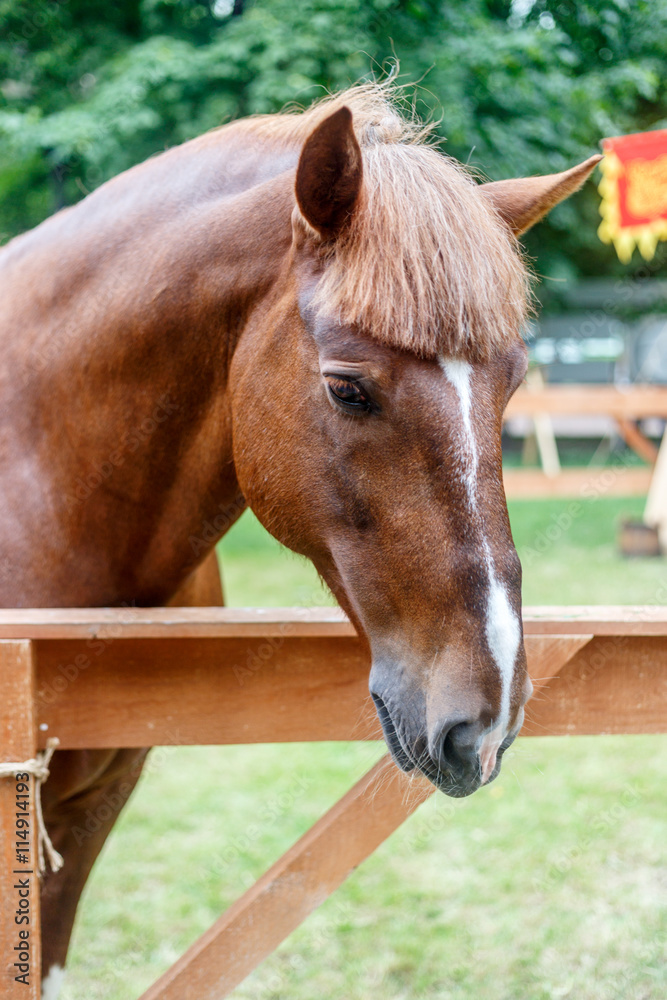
[371,693,415,773]
[371,693,516,798]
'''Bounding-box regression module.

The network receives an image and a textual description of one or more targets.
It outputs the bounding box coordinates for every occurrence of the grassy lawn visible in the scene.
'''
[63,496,667,1000]
[218,494,667,607]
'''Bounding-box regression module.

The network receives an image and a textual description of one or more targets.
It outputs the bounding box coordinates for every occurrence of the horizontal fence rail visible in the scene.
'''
[502,383,667,497]
[505,384,667,419]
[1,606,665,1000]
[0,607,663,749]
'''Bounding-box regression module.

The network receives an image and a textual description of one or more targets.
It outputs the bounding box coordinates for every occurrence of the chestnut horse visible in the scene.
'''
[0,84,599,996]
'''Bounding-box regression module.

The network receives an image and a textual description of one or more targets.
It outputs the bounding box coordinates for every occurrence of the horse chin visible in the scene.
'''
[434,775,482,798]
[415,759,484,798]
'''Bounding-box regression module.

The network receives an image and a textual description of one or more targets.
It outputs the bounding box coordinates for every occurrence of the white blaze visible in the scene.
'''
[42,965,65,1000]
[484,541,521,731]
[440,359,478,509]
[440,356,521,775]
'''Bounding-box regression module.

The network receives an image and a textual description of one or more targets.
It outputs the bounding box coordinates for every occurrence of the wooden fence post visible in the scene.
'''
[0,641,41,1000]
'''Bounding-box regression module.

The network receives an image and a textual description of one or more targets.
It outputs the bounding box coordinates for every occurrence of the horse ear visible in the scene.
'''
[295,105,363,235]
[480,154,603,236]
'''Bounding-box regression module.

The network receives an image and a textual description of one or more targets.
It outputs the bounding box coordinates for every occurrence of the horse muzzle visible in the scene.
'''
[370,689,524,798]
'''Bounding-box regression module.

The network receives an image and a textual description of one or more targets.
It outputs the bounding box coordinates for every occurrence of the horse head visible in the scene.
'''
[231,97,600,796]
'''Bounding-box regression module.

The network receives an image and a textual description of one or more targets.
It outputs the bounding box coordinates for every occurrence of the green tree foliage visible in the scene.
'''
[1,0,666,279]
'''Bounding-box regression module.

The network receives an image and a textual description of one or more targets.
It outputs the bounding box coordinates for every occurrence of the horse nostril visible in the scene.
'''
[434,719,479,776]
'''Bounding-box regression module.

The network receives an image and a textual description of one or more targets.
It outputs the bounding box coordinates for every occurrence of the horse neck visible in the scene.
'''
[4,129,297,377]
[0,133,297,605]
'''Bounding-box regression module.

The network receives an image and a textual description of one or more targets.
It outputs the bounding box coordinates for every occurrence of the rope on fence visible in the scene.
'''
[0,736,64,875]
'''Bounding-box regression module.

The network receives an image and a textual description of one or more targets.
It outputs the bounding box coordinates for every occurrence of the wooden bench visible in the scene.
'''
[503,383,667,500]
[1,606,666,999]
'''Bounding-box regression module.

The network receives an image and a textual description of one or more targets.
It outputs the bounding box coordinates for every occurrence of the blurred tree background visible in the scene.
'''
[0,0,666,283]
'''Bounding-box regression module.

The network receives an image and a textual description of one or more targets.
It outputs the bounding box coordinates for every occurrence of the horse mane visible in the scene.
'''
[235,83,531,360]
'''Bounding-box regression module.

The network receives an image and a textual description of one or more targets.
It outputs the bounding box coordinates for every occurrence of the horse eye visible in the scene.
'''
[325,376,375,413]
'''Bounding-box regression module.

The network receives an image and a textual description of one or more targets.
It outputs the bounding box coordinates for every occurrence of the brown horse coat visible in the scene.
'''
[0,84,600,993]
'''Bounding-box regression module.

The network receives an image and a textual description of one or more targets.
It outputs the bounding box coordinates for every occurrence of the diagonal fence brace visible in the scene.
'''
[140,755,434,1000]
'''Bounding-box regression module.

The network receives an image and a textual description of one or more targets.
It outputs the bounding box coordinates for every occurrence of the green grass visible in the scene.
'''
[502,437,651,470]
[63,497,667,1000]
[218,495,667,607]
[510,495,667,605]
[217,508,333,607]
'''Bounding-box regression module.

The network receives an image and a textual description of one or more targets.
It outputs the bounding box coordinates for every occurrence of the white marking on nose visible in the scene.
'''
[484,542,521,732]
[439,356,522,765]
[440,358,478,509]
[42,965,65,1000]
[479,736,502,784]
[479,540,521,781]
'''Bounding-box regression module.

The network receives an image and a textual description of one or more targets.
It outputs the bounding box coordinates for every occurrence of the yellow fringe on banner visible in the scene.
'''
[598,150,667,263]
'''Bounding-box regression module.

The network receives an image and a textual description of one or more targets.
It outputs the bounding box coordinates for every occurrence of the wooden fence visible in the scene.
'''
[1,606,666,998]
[503,383,667,498]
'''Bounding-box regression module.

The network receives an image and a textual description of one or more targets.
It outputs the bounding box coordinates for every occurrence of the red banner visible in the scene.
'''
[598,129,667,262]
